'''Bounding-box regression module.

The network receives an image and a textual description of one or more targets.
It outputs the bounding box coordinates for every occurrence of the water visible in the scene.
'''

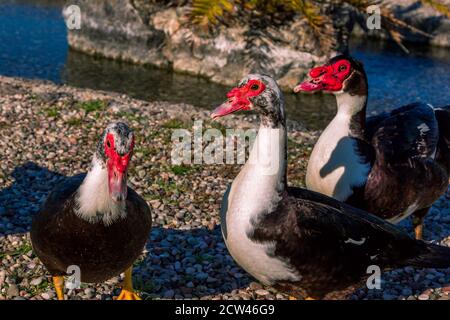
[0,0,68,81]
[1,0,449,130]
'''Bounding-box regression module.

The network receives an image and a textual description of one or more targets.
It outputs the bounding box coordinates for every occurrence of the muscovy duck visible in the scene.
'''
[294,55,450,240]
[31,122,152,300]
[212,74,450,299]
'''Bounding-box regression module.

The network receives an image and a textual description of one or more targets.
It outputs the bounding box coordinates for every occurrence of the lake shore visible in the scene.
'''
[0,76,449,300]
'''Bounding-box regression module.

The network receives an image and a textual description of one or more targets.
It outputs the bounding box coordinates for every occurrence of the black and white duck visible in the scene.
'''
[294,55,450,239]
[212,73,450,299]
[31,122,152,300]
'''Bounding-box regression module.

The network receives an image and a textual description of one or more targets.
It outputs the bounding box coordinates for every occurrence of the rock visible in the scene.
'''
[195,272,208,281]
[255,289,270,296]
[401,288,412,297]
[418,294,429,301]
[249,282,263,291]
[30,277,43,286]
[352,0,450,48]
[441,286,450,293]
[163,289,175,299]
[138,170,146,178]
[84,288,95,299]
[149,200,161,209]
[206,277,218,283]
[0,270,6,286]
[41,291,55,300]
[185,267,195,275]
[7,284,19,298]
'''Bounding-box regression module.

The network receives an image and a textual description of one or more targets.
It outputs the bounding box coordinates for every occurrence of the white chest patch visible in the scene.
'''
[223,180,300,285]
[75,157,126,226]
[306,114,371,201]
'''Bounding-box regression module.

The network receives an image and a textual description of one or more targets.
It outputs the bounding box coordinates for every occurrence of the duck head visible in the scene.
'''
[211,74,285,127]
[294,55,368,97]
[96,122,134,202]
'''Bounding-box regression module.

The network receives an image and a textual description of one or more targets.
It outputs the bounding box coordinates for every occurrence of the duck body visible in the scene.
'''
[356,103,449,222]
[31,174,152,283]
[296,56,450,236]
[215,74,450,299]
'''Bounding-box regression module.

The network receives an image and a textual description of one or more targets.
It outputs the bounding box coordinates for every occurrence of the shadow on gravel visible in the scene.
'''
[131,226,252,299]
[0,162,65,236]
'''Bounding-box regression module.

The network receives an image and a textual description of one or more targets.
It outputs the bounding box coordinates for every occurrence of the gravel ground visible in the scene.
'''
[0,76,449,300]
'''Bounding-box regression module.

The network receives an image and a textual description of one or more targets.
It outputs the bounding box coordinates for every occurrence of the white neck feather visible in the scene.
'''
[75,156,126,225]
[335,93,366,117]
[230,123,286,219]
[246,123,286,190]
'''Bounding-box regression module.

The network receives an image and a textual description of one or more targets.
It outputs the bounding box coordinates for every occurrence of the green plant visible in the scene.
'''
[170,164,192,175]
[162,119,189,129]
[45,107,59,118]
[421,0,450,17]
[0,242,33,259]
[77,100,106,113]
[191,0,235,27]
[66,118,82,126]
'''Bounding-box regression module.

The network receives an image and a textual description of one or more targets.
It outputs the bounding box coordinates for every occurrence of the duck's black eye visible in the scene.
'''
[251,84,259,91]
[339,65,347,72]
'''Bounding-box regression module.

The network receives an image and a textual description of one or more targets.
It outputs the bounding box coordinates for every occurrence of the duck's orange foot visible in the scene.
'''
[114,289,142,300]
[414,223,423,240]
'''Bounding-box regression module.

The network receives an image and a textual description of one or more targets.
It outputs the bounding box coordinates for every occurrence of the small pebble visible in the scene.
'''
[7,284,19,298]
[30,277,43,286]
[418,294,429,301]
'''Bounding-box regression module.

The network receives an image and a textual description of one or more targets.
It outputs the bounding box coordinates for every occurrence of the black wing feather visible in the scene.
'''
[251,187,450,297]
[435,105,450,172]
[370,103,439,163]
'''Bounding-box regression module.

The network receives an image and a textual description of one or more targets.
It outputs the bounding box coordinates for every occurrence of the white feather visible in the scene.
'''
[75,156,126,226]
[344,237,366,245]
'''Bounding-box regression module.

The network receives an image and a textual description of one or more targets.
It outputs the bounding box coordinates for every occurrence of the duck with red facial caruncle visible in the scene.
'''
[294,54,450,240]
[31,122,152,300]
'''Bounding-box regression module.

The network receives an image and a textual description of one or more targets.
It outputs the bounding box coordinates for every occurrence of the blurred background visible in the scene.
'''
[0,0,449,129]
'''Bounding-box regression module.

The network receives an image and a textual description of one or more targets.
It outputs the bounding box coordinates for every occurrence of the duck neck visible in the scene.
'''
[75,155,126,225]
[335,93,367,140]
[238,115,287,206]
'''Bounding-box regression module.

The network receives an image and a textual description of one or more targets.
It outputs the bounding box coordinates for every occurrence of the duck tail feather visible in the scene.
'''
[406,242,450,269]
